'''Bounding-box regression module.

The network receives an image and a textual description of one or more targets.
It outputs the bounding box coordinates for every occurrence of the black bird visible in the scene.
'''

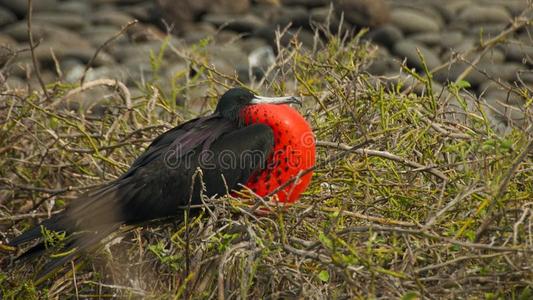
[7,87,315,279]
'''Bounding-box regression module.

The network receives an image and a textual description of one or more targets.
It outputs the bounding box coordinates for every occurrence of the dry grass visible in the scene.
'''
[1,16,533,300]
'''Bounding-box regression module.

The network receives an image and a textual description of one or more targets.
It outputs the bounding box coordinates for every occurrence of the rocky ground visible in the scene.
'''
[0,0,531,132]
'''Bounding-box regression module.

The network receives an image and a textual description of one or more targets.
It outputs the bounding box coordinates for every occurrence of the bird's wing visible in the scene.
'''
[120,114,232,179]
[9,119,275,280]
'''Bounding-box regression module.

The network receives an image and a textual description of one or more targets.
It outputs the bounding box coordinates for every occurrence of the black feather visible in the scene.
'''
[9,113,274,280]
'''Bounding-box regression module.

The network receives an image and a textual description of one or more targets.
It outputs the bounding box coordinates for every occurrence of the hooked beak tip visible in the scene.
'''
[291,96,303,106]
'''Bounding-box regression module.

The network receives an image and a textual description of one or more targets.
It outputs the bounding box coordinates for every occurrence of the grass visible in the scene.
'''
[1,19,532,299]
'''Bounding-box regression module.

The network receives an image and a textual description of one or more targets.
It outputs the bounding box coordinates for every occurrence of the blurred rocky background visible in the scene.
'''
[0,0,531,132]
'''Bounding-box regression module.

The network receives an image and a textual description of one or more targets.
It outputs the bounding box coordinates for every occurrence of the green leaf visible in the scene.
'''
[318,231,333,249]
[519,287,532,300]
[455,80,471,89]
[318,270,330,282]
[401,291,419,300]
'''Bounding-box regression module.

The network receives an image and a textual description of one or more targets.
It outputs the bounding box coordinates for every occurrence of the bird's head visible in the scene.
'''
[215,87,301,122]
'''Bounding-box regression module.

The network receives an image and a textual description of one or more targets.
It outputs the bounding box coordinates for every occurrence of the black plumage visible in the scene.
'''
[8,87,300,278]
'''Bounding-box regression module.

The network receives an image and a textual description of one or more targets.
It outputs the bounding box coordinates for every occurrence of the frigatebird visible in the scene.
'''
[7,87,316,278]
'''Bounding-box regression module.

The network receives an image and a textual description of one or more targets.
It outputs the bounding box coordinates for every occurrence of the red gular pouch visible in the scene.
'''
[240,104,316,204]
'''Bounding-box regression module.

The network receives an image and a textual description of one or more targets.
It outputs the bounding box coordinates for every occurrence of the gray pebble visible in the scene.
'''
[433,62,486,87]
[182,23,217,44]
[334,0,390,27]
[32,12,89,30]
[0,43,17,66]
[411,31,464,49]
[4,76,26,89]
[498,41,533,65]
[387,1,444,27]
[516,71,533,84]
[65,64,128,83]
[391,8,441,34]
[366,55,396,75]
[121,2,156,22]
[457,5,511,25]
[479,83,525,106]
[203,13,266,33]
[483,93,527,129]
[53,1,92,15]
[207,43,248,68]
[91,9,135,27]
[0,0,57,17]
[3,20,91,47]
[467,24,508,40]
[367,25,403,48]
[239,37,269,54]
[108,42,171,63]
[0,5,17,27]
[394,40,442,70]
[272,5,309,28]
[82,26,129,48]
[309,6,335,24]
[500,0,531,16]
[444,0,476,14]
[281,0,329,8]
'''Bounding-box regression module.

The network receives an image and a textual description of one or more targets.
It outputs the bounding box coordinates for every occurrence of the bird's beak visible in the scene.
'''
[250,95,302,106]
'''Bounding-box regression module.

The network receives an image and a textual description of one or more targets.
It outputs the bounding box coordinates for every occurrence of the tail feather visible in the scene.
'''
[8,176,157,282]
[9,217,66,247]
[8,182,132,280]
[36,223,121,281]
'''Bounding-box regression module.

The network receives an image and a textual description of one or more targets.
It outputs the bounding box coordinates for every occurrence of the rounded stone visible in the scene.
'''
[271,5,310,28]
[457,5,511,24]
[4,76,26,89]
[391,8,441,34]
[281,0,329,7]
[203,13,266,33]
[0,43,17,66]
[433,62,486,87]
[387,1,445,27]
[54,1,92,14]
[91,9,135,27]
[309,6,335,24]
[517,71,533,84]
[334,0,390,27]
[367,25,403,48]
[501,0,530,16]
[393,40,442,70]
[498,41,533,65]
[479,83,524,106]
[182,23,217,44]
[478,48,505,64]
[122,2,157,22]
[32,12,89,30]
[0,0,58,17]
[65,64,128,83]
[0,33,17,46]
[82,26,129,48]
[239,37,269,54]
[483,93,526,129]
[0,5,17,27]
[411,31,463,49]
[366,55,397,75]
[155,0,250,34]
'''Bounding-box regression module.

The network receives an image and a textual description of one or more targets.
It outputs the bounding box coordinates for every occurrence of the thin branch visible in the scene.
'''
[27,0,49,99]
[79,20,138,86]
[476,140,533,241]
[49,78,132,110]
[317,140,449,181]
